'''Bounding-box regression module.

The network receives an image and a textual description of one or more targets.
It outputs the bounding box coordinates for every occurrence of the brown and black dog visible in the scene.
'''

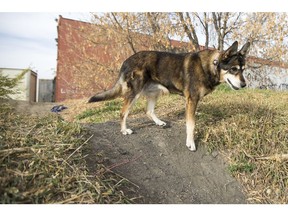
[88,41,250,151]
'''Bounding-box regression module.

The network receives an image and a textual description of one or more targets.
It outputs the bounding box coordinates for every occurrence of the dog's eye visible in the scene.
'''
[230,67,238,73]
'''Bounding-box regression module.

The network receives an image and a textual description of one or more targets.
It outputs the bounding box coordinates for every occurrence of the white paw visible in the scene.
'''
[121,129,133,135]
[186,140,196,152]
[155,120,167,126]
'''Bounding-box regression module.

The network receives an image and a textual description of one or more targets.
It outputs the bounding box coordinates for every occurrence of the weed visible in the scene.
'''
[229,162,255,174]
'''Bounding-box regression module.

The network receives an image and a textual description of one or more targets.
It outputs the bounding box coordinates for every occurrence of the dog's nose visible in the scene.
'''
[241,82,246,88]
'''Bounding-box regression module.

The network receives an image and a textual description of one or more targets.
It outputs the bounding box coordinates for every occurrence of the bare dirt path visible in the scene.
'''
[84,118,247,204]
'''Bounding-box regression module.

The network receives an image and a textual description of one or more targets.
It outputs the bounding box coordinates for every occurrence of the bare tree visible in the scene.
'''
[193,12,210,49]
[176,12,200,51]
[212,12,243,51]
[110,13,138,54]
[233,12,288,62]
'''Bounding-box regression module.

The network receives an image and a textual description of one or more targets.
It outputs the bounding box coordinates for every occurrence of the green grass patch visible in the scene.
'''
[229,162,255,174]
[214,83,233,92]
[76,100,123,121]
[76,98,147,123]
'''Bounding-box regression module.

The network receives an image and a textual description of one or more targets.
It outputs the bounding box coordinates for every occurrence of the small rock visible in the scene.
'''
[212,151,218,158]
[266,188,272,195]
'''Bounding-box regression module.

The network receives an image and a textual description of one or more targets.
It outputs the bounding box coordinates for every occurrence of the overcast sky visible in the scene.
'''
[0,1,285,79]
[0,12,92,79]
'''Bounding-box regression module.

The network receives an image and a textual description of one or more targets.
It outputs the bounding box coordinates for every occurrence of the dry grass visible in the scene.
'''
[69,86,288,204]
[198,88,288,203]
[0,102,137,204]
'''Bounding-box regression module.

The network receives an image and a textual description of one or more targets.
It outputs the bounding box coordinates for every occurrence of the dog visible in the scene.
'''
[88,41,250,151]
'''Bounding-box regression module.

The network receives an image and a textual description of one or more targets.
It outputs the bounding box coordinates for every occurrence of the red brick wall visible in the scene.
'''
[56,17,155,101]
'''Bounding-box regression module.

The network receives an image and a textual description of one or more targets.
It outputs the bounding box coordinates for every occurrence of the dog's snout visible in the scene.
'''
[241,82,246,88]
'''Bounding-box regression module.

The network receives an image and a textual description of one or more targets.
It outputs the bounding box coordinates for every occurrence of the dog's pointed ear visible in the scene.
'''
[223,41,238,58]
[239,42,250,56]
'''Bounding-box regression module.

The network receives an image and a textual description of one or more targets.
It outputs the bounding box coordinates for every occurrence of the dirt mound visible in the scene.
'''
[85,118,247,204]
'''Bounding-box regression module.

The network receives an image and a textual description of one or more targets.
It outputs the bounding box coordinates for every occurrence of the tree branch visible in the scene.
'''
[177,12,199,51]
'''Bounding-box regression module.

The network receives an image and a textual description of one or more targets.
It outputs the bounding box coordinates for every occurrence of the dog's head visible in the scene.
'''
[218,41,250,90]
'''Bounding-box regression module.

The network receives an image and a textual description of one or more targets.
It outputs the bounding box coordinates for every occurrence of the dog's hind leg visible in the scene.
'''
[120,93,140,135]
[146,94,167,126]
[144,83,168,126]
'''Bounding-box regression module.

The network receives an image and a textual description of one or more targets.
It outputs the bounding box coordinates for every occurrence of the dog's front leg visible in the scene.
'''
[185,96,198,152]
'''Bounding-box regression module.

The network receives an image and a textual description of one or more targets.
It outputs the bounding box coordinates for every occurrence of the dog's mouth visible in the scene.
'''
[227,79,240,90]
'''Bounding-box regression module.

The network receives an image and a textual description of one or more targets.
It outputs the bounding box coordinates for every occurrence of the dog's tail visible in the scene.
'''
[88,78,123,103]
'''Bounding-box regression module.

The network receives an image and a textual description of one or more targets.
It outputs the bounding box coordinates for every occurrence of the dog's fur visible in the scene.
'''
[88,41,250,151]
